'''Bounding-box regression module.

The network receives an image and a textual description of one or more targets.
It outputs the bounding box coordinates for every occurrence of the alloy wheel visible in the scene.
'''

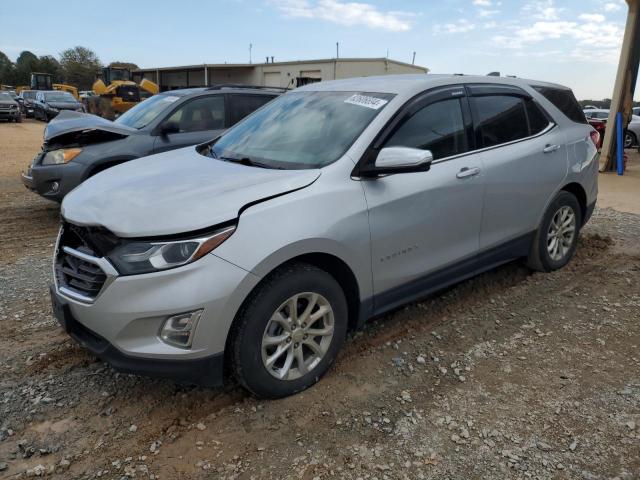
[624,132,634,149]
[547,205,576,261]
[261,292,335,381]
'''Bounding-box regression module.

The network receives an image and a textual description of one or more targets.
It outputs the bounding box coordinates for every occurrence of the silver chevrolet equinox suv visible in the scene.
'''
[51,74,599,398]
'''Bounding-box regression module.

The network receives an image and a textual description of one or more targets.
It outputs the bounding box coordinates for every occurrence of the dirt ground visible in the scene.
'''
[0,119,639,480]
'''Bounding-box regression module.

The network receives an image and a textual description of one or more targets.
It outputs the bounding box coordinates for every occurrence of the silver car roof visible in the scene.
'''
[296,73,571,96]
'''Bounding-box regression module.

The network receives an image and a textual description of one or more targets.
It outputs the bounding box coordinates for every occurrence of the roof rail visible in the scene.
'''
[206,84,290,92]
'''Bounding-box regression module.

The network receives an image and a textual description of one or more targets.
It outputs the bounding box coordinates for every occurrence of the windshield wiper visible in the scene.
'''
[219,156,281,169]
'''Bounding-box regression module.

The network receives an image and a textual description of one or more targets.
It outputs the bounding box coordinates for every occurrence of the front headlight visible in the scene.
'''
[45,104,58,112]
[41,148,82,165]
[109,225,236,275]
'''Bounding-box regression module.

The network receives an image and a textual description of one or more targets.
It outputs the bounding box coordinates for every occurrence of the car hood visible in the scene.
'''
[47,101,82,110]
[44,110,137,146]
[0,101,17,106]
[61,147,321,237]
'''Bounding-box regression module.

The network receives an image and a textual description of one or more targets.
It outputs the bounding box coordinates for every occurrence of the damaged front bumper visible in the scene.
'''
[21,152,86,203]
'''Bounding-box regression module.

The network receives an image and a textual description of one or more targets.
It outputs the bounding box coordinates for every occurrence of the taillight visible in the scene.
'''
[589,130,600,147]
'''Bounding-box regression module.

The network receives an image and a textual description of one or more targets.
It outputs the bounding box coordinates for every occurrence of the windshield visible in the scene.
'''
[115,94,180,129]
[22,91,36,99]
[45,92,76,102]
[0,93,13,102]
[211,91,394,169]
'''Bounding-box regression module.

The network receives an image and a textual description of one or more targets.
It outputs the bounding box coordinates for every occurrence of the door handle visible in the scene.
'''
[456,167,481,179]
[543,144,561,153]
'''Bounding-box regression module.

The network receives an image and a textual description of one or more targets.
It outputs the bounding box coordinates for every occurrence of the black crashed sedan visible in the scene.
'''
[34,91,84,121]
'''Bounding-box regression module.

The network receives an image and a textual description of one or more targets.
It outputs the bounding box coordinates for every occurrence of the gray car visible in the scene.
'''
[21,86,281,202]
[51,74,598,398]
[0,91,22,122]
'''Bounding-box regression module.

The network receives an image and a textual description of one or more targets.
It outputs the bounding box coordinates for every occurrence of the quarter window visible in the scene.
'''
[165,96,225,133]
[471,95,529,148]
[533,86,586,124]
[384,98,468,160]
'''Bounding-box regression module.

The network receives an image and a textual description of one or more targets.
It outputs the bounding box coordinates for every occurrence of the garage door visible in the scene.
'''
[263,72,281,87]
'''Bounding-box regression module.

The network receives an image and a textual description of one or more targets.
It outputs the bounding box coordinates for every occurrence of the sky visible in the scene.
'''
[1,0,635,100]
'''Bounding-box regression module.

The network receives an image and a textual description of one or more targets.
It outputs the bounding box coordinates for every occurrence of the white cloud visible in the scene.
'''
[433,20,476,34]
[472,0,492,5]
[579,13,605,23]
[604,2,622,12]
[479,9,499,17]
[272,0,414,31]
[523,0,562,21]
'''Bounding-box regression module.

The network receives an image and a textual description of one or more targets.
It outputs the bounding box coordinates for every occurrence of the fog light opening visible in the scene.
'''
[160,310,203,349]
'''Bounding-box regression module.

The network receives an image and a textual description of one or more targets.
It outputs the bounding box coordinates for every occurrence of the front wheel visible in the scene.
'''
[231,263,348,399]
[624,131,637,149]
[527,191,582,272]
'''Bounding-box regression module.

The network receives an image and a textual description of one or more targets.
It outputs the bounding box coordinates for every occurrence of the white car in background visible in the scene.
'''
[584,108,640,148]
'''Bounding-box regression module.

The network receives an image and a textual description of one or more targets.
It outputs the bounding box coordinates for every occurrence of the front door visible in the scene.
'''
[360,87,485,313]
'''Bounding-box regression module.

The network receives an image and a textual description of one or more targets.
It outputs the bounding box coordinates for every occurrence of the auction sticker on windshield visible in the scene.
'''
[344,94,389,110]
[162,96,180,103]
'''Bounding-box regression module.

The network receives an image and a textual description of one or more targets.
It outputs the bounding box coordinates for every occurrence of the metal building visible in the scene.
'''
[132,57,428,92]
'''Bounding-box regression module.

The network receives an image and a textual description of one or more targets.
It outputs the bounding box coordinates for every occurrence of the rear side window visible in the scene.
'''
[384,98,468,160]
[533,86,586,124]
[525,99,551,135]
[228,94,275,126]
[471,95,529,148]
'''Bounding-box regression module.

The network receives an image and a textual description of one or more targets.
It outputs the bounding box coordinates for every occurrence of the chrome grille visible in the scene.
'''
[57,247,107,298]
[55,223,118,302]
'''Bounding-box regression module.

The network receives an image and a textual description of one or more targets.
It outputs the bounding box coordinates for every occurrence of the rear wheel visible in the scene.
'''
[231,263,348,399]
[527,191,582,272]
[624,131,637,149]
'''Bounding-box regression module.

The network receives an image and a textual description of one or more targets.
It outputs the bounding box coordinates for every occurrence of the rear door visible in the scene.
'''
[153,95,226,153]
[466,84,568,250]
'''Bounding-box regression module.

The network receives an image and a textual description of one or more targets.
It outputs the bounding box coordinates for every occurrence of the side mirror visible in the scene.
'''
[360,147,433,177]
[160,121,180,136]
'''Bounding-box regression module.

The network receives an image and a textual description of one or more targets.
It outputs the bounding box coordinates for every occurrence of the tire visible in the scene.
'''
[527,191,582,272]
[16,115,22,123]
[624,131,637,149]
[231,262,348,399]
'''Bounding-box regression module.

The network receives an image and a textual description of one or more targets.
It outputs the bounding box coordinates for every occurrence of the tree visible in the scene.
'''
[0,50,16,86]
[59,46,101,89]
[108,61,139,71]
[38,55,61,80]
[15,50,39,86]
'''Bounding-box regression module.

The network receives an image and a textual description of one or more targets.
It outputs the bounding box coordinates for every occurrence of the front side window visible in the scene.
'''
[472,95,529,148]
[115,94,181,129]
[164,96,225,133]
[384,98,468,160]
[211,91,394,169]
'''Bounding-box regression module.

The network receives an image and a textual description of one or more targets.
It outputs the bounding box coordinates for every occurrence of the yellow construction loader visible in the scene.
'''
[30,73,79,99]
[86,67,158,119]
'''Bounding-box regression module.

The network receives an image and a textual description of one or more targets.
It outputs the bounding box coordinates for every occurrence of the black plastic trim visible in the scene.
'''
[365,232,534,319]
[51,285,224,387]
